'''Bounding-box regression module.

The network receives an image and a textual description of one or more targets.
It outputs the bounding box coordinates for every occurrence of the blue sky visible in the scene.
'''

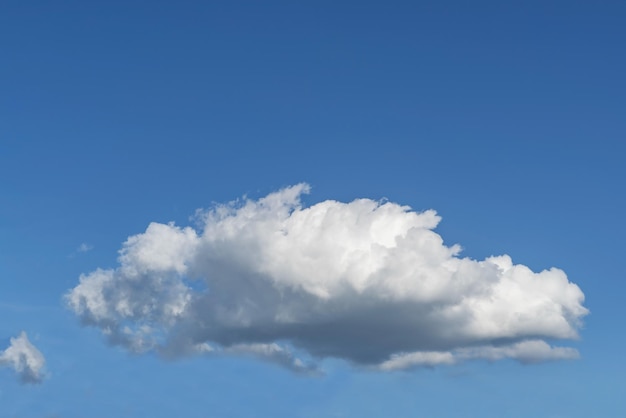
[1,1,625,416]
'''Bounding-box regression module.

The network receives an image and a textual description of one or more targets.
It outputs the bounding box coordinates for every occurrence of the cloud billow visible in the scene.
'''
[66,184,587,372]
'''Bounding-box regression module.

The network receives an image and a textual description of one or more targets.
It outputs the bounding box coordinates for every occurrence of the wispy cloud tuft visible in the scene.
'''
[378,340,580,371]
[66,184,587,372]
[77,243,93,253]
[0,332,46,384]
[68,243,94,259]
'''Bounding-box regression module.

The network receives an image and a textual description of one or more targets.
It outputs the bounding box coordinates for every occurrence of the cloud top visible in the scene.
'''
[66,184,587,371]
[1,332,46,384]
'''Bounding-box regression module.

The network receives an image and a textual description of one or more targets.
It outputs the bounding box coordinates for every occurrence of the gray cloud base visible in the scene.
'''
[66,184,588,371]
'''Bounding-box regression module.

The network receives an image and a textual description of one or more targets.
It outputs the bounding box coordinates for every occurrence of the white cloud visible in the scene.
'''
[78,243,93,253]
[458,340,580,364]
[378,351,456,371]
[0,332,46,384]
[378,340,579,371]
[65,184,588,371]
[68,242,94,258]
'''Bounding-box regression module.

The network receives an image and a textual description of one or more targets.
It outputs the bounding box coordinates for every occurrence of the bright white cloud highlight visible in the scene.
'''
[0,332,46,384]
[66,184,587,371]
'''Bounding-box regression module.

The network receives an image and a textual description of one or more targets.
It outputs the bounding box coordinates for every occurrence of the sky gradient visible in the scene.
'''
[1,1,625,417]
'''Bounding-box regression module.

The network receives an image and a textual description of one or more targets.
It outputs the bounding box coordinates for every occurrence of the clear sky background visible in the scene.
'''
[1,1,625,417]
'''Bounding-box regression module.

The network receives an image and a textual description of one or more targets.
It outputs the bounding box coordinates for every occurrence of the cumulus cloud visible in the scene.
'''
[0,332,46,384]
[65,184,588,372]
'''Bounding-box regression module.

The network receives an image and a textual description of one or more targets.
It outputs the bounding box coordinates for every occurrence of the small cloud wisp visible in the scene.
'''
[0,332,46,384]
